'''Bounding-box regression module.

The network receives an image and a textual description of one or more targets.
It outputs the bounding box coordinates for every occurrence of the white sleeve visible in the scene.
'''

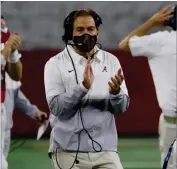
[129,31,167,58]
[44,57,89,119]
[109,55,130,114]
[44,58,65,104]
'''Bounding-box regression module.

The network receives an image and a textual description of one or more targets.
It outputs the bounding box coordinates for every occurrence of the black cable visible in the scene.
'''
[9,116,47,153]
[55,45,102,169]
[10,139,19,146]
[9,139,27,153]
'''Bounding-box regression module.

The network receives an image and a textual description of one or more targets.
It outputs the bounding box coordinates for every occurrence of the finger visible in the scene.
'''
[108,81,115,91]
[85,61,90,74]
[12,36,21,43]
[163,9,174,18]
[42,112,48,118]
[160,6,170,14]
[118,74,124,82]
[115,75,122,85]
[41,114,47,121]
[90,66,94,77]
[164,14,174,20]
[87,56,91,63]
[120,74,124,82]
[163,9,174,15]
[8,37,20,46]
[111,77,118,87]
[9,34,20,42]
[10,43,18,50]
[12,39,20,46]
[164,5,175,14]
[37,115,42,121]
[11,42,20,50]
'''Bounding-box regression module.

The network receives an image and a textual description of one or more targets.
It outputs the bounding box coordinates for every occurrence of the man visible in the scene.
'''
[1,16,22,169]
[118,5,176,169]
[44,9,129,169]
[1,16,48,162]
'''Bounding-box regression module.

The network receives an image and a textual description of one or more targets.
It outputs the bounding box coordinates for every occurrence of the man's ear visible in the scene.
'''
[97,27,99,36]
[96,28,99,39]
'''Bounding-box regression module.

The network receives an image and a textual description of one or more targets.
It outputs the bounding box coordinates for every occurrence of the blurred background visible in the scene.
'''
[1,1,176,169]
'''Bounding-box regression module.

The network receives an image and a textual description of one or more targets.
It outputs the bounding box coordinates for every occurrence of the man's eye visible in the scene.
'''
[77,28,83,32]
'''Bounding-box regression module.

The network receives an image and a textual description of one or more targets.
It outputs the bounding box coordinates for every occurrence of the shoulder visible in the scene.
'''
[44,50,65,70]
[130,30,172,42]
[101,50,119,63]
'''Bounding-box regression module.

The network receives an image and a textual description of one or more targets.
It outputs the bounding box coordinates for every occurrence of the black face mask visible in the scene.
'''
[73,34,97,52]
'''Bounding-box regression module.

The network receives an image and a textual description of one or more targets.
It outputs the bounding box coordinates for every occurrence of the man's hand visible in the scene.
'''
[108,68,124,95]
[6,33,21,53]
[148,6,174,27]
[82,57,94,89]
[34,111,48,124]
[1,44,12,59]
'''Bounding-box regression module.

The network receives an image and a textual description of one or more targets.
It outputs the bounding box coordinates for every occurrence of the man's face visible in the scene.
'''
[72,16,99,37]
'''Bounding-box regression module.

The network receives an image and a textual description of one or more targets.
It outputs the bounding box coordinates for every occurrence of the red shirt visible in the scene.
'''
[1,16,10,103]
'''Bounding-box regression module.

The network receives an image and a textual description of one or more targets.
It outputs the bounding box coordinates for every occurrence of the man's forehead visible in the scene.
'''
[74,16,96,27]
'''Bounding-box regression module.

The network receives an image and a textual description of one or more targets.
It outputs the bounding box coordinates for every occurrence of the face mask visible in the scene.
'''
[73,34,97,52]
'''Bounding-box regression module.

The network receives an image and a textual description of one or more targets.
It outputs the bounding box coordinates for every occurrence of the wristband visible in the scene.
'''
[8,50,21,63]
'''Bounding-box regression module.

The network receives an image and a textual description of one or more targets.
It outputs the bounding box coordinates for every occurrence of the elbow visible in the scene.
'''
[50,108,72,121]
[118,42,124,50]
[48,95,78,121]
[49,101,72,121]
[118,40,130,52]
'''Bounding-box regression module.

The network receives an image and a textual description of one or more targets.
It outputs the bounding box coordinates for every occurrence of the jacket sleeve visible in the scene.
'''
[14,89,39,119]
[44,58,89,121]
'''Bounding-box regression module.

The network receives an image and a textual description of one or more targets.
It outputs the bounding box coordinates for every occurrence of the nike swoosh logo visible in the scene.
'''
[68,70,74,73]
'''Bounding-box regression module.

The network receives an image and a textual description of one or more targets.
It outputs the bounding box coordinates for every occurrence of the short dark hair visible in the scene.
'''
[62,9,102,44]
[73,9,101,28]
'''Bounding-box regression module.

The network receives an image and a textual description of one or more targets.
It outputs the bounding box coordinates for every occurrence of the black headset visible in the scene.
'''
[62,9,102,44]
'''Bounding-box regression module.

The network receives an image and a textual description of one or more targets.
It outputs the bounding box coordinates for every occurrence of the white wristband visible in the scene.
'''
[8,50,21,63]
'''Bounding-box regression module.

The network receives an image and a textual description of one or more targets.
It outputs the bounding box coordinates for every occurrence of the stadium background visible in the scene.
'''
[1,1,175,169]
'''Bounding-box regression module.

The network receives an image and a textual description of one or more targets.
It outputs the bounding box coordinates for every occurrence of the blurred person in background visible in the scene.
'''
[44,9,129,169]
[118,5,176,169]
[1,16,22,169]
[1,15,48,167]
[4,72,48,160]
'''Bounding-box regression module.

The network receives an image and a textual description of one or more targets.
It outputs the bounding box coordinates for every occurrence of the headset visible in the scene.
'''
[54,10,103,169]
[62,9,102,44]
